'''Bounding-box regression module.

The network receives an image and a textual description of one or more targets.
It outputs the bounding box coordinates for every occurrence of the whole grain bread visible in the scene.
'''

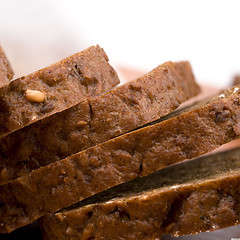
[0,45,119,138]
[0,61,200,185]
[0,46,14,87]
[40,148,240,240]
[1,86,240,233]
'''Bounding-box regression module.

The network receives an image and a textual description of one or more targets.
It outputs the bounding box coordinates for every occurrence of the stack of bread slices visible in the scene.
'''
[1,45,240,240]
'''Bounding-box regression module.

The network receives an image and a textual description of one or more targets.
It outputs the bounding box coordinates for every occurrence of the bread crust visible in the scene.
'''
[0,46,14,87]
[233,75,240,86]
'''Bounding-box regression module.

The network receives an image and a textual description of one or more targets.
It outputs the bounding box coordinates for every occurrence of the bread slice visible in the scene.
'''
[1,85,240,233]
[40,147,240,240]
[0,46,14,87]
[0,61,200,185]
[0,45,119,138]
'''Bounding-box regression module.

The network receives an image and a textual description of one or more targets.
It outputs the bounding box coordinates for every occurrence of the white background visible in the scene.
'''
[0,0,240,88]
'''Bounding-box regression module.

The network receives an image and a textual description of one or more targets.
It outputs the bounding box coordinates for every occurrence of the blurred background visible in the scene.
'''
[1,0,240,87]
[1,0,240,239]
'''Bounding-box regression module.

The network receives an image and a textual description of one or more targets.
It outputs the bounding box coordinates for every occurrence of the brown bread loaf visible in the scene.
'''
[0,45,120,138]
[1,85,240,233]
[0,61,200,185]
[40,148,240,240]
[0,46,14,87]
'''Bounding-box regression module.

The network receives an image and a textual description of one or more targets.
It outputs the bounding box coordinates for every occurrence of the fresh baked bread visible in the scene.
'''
[0,46,14,87]
[40,147,240,240]
[0,61,200,185]
[0,45,119,138]
[1,85,240,233]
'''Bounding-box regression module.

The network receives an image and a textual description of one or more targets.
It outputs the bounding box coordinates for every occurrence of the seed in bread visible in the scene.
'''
[25,90,46,102]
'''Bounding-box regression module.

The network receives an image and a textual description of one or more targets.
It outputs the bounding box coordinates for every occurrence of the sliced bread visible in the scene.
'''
[1,85,240,233]
[0,61,200,185]
[40,147,240,239]
[0,45,119,138]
